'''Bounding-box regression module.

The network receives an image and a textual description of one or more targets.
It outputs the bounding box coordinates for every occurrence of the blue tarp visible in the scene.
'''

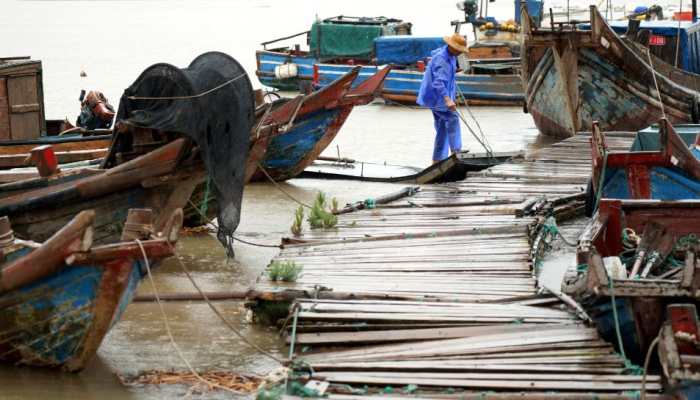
[515,0,544,27]
[374,36,444,65]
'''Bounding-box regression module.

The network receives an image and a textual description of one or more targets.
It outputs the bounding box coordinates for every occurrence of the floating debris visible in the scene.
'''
[119,370,264,394]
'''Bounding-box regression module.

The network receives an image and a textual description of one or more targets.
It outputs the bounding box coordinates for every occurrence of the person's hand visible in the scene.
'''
[444,97,457,111]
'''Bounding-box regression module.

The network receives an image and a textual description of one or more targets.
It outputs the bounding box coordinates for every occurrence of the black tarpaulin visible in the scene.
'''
[113,51,254,254]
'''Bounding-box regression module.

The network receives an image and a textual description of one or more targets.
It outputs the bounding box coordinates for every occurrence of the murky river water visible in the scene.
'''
[0,0,675,397]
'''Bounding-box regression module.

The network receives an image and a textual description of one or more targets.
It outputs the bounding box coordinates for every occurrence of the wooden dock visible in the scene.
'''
[250,132,670,398]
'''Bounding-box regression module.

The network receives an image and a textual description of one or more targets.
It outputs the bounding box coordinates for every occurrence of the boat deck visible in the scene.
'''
[249,132,670,398]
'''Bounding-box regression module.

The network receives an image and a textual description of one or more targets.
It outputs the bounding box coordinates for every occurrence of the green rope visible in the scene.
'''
[607,274,643,376]
[364,198,376,209]
[594,152,609,212]
[199,177,212,220]
[576,263,589,273]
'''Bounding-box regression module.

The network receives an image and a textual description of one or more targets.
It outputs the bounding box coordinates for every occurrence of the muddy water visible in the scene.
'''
[0,0,618,397]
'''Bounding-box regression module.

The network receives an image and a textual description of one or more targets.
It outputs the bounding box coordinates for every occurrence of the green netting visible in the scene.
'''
[309,22,384,60]
[632,125,700,151]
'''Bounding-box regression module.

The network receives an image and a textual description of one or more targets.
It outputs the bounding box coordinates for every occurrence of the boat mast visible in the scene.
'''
[694,0,697,22]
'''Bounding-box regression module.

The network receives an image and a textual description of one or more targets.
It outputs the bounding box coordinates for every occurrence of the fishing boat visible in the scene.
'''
[0,52,253,255]
[565,197,700,361]
[0,208,182,371]
[256,14,524,106]
[251,66,389,182]
[585,119,700,216]
[521,5,700,138]
[185,66,390,226]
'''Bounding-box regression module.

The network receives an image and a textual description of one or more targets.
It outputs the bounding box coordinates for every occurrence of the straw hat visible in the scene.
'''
[443,33,468,54]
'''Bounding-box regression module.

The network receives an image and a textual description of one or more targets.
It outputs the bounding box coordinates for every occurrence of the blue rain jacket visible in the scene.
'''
[417,45,457,111]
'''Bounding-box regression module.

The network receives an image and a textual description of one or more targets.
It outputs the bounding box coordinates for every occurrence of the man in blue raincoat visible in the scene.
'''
[417,33,468,163]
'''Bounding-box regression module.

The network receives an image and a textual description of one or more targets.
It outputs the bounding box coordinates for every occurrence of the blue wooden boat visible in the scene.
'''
[0,208,181,371]
[251,66,390,182]
[587,119,700,213]
[522,5,700,138]
[256,16,523,106]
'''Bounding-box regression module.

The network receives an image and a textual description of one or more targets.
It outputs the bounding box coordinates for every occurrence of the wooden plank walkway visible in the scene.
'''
[249,132,669,398]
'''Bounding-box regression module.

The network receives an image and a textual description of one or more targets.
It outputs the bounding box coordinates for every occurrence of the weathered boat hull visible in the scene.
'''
[252,106,353,182]
[256,51,524,105]
[0,210,178,372]
[522,6,700,138]
[0,254,150,371]
[0,139,201,245]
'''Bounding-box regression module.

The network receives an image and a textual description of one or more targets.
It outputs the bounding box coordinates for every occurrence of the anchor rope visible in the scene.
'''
[135,239,249,394]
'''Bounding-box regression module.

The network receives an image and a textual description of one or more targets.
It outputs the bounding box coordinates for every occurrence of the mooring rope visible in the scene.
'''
[186,199,282,249]
[164,241,285,364]
[126,73,247,101]
[641,333,661,400]
[135,239,248,394]
[675,0,683,68]
[456,84,494,158]
[645,48,668,120]
[255,161,312,209]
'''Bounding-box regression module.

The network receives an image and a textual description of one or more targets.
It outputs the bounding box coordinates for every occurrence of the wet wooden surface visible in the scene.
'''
[251,132,668,397]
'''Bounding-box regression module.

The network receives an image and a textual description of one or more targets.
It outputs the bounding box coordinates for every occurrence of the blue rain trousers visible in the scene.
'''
[417,45,462,161]
[432,109,462,161]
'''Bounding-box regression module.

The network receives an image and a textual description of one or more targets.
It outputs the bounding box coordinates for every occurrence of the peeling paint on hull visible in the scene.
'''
[528,48,694,138]
[253,106,353,182]
[0,253,149,372]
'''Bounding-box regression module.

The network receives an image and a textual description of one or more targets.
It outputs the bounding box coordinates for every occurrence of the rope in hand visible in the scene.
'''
[164,240,285,365]
[383,88,494,158]
[456,84,494,158]
[134,239,248,394]
[126,73,247,101]
[255,162,312,209]
[187,199,281,248]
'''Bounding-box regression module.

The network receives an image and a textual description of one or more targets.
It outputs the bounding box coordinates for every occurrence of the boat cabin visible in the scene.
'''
[606,19,700,74]
[0,57,45,140]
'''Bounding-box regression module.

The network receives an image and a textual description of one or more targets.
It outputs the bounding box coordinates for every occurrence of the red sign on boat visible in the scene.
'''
[649,35,667,46]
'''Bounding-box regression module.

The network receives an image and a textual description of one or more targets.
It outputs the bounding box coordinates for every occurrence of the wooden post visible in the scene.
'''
[121,208,154,241]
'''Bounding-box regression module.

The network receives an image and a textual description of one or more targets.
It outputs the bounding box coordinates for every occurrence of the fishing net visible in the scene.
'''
[109,51,254,254]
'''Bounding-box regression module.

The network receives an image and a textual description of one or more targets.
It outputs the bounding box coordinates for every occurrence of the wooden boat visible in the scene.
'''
[299,150,523,183]
[256,15,523,106]
[185,67,390,226]
[566,198,700,360]
[521,5,700,138]
[0,52,253,254]
[0,208,182,371]
[586,119,700,215]
[251,65,390,182]
[0,133,111,172]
